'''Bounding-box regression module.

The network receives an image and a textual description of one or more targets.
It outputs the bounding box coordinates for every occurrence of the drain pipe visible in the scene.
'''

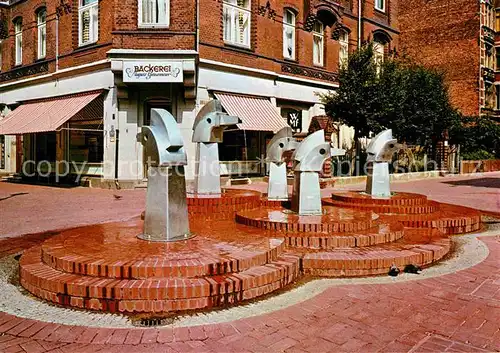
[358,0,362,48]
[55,13,59,71]
[196,0,199,52]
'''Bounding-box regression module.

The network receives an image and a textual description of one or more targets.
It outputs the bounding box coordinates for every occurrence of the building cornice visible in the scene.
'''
[199,59,339,89]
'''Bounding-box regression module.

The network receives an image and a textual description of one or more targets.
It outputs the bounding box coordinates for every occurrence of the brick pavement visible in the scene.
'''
[0,226,499,352]
[0,175,499,352]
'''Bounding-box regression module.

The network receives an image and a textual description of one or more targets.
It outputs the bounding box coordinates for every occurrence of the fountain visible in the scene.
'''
[365,129,401,197]
[291,130,345,215]
[192,99,241,196]
[266,126,297,201]
[138,108,191,242]
[17,117,481,315]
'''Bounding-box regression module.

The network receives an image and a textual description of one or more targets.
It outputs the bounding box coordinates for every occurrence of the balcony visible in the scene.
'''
[483,26,495,44]
[482,66,495,83]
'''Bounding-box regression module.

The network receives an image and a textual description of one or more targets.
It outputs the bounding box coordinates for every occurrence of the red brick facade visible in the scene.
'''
[399,0,481,117]
[0,0,398,86]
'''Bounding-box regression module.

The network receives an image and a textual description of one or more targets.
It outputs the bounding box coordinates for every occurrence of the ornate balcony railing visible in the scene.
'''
[281,63,338,82]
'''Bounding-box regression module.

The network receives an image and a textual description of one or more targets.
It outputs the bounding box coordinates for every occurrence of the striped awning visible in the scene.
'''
[214,92,289,133]
[0,91,103,135]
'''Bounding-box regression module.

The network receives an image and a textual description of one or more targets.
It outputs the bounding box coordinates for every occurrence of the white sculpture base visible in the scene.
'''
[291,171,322,215]
[268,162,288,201]
[194,142,221,196]
[139,166,191,242]
[366,162,391,197]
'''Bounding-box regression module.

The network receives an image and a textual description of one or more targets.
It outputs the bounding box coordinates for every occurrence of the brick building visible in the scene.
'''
[0,0,399,184]
[399,0,499,119]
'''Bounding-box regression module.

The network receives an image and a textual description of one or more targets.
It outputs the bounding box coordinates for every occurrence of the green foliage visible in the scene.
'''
[320,43,382,140]
[450,115,500,159]
[320,43,461,155]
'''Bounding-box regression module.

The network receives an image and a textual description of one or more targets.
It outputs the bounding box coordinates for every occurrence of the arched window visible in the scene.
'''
[283,9,296,59]
[37,8,47,59]
[339,30,349,67]
[14,18,22,65]
[223,0,251,47]
[313,21,324,66]
[79,0,99,46]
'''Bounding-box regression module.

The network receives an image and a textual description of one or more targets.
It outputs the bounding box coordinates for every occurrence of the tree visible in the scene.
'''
[450,115,500,160]
[321,43,461,168]
[320,43,382,174]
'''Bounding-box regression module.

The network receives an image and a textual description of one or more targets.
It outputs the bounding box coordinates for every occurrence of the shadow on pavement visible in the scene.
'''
[443,178,500,189]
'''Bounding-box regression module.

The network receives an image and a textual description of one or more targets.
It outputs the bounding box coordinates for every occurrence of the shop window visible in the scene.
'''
[339,30,349,68]
[79,0,99,47]
[35,132,56,162]
[14,18,22,66]
[283,9,295,60]
[375,0,385,12]
[313,21,324,66]
[69,122,104,163]
[37,8,47,59]
[139,0,170,27]
[223,0,251,47]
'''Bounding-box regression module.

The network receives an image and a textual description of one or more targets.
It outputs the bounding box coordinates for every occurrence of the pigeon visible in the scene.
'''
[388,264,400,277]
[404,264,422,274]
[113,194,123,200]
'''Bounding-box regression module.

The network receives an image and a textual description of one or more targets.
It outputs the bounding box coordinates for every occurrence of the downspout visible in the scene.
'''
[196,0,199,52]
[55,13,59,72]
[358,0,362,48]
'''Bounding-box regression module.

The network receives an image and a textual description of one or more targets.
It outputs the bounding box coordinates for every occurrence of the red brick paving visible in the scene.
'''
[0,232,499,352]
[0,176,499,352]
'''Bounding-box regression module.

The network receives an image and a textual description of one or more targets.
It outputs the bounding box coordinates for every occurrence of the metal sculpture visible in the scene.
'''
[192,100,241,195]
[291,130,345,215]
[266,126,298,200]
[365,129,401,197]
[138,108,191,242]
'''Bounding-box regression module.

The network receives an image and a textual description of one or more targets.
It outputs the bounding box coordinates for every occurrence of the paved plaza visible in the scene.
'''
[0,173,498,353]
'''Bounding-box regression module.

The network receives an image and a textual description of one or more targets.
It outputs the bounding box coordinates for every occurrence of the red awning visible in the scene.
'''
[0,91,103,135]
[214,92,289,133]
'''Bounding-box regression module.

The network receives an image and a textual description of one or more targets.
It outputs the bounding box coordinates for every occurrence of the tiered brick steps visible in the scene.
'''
[19,218,300,314]
[326,191,482,234]
[300,228,450,277]
[186,189,261,219]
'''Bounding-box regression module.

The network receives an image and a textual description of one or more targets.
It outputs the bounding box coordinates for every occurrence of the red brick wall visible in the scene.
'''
[398,0,480,117]
[0,0,399,86]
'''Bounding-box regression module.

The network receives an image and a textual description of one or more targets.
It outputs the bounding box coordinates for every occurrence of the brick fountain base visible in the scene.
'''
[19,189,482,314]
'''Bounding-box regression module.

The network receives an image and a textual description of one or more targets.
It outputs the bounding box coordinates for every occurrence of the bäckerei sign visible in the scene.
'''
[123,61,183,83]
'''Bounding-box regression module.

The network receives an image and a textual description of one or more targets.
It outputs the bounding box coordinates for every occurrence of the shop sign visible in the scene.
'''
[123,61,183,83]
[287,110,302,133]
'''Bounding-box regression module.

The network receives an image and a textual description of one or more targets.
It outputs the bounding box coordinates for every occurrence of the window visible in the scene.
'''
[375,0,385,12]
[0,40,3,71]
[339,30,349,67]
[486,46,495,70]
[283,9,295,59]
[312,21,324,66]
[373,41,385,70]
[79,0,99,46]
[14,19,22,66]
[486,5,495,29]
[223,0,251,47]
[139,0,169,27]
[37,9,47,59]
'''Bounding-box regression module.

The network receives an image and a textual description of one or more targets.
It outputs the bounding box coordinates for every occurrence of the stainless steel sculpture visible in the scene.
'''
[266,127,298,200]
[291,130,345,215]
[192,100,241,195]
[138,108,191,242]
[365,129,401,197]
